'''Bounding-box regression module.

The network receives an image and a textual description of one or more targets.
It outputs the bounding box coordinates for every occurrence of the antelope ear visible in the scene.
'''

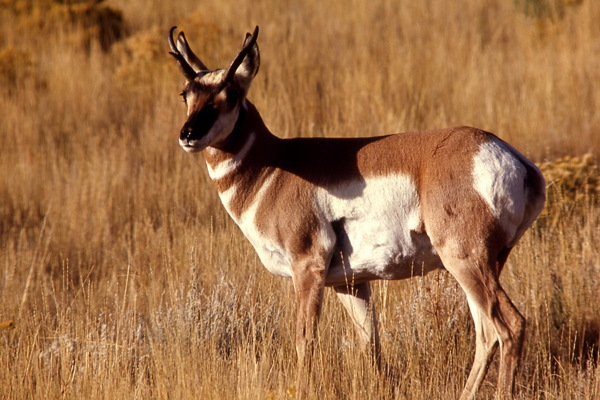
[233,33,260,94]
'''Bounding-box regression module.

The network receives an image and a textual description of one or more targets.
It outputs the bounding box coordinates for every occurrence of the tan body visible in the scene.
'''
[168,26,546,399]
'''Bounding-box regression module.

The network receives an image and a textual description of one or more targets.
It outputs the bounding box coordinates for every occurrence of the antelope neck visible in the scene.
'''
[202,100,278,182]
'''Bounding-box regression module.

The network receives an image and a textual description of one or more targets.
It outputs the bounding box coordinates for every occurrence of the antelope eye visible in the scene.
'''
[179,91,187,103]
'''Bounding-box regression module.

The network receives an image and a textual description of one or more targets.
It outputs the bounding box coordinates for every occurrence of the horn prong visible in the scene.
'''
[176,31,209,72]
[168,26,197,81]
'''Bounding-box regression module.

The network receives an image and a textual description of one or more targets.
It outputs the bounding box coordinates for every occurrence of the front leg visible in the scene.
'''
[334,282,381,369]
[291,257,328,396]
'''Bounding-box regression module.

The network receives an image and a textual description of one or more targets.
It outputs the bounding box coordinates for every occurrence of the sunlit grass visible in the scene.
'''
[1,0,599,398]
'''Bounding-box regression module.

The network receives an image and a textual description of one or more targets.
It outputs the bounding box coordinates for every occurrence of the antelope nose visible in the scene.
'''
[180,127,192,140]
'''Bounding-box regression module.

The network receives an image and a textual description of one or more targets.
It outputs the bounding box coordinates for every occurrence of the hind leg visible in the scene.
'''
[492,289,526,399]
[460,296,499,400]
[441,251,525,400]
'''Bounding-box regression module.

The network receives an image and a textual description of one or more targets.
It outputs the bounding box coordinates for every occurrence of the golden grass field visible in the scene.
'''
[1,0,599,398]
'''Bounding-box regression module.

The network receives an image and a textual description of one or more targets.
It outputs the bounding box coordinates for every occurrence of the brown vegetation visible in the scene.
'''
[1,0,598,398]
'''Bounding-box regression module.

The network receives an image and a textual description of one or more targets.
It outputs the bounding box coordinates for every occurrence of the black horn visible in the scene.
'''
[168,26,197,81]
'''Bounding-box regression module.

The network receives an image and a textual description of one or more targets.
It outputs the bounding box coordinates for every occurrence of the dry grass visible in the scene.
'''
[1,0,599,398]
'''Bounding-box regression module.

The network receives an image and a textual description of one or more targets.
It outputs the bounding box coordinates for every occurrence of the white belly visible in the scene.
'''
[326,220,441,284]
[221,173,442,282]
[319,175,442,284]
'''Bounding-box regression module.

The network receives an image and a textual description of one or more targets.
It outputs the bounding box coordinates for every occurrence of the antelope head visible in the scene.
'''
[168,26,260,152]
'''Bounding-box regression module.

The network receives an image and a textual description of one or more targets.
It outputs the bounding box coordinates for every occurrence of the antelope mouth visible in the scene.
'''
[179,139,205,153]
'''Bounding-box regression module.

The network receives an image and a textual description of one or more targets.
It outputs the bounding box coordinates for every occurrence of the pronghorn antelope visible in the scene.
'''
[167,26,546,399]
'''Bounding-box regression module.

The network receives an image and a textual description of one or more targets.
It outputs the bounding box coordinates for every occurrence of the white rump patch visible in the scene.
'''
[472,138,527,239]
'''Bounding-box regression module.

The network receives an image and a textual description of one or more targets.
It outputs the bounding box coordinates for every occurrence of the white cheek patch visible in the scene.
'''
[208,106,240,145]
[472,138,527,238]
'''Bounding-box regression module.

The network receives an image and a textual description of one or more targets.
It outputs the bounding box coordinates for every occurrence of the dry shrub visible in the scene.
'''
[112,9,225,93]
[533,153,600,370]
[515,0,583,19]
[0,45,33,90]
[112,26,169,94]
[57,2,126,51]
[175,10,227,64]
[539,154,599,205]
[9,0,126,51]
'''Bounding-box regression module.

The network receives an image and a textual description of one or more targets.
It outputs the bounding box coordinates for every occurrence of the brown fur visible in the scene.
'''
[169,28,546,400]
[202,106,538,399]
